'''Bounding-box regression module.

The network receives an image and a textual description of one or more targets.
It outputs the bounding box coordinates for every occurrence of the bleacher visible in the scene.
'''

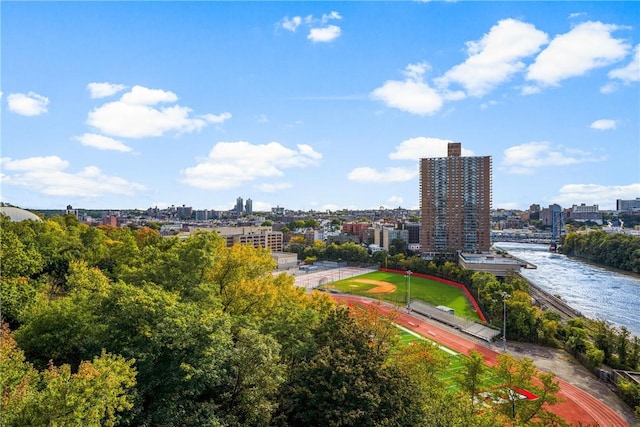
[409,301,501,343]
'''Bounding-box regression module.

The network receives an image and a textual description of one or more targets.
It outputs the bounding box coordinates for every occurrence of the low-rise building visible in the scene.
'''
[457,251,534,277]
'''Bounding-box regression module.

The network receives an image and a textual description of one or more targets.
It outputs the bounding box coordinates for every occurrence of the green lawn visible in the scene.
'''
[395,327,503,395]
[325,270,481,321]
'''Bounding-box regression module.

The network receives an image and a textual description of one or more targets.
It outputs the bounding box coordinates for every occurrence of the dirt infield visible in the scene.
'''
[353,279,396,294]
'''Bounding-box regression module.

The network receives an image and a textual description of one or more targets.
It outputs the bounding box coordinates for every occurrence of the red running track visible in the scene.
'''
[333,295,629,427]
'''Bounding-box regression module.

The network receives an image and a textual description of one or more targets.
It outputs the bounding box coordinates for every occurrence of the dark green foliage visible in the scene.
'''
[2,214,573,426]
[275,308,425,427]
[560,230,640,273]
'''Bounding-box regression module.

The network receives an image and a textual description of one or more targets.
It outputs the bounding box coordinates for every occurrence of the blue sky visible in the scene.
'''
[2,1,639,212]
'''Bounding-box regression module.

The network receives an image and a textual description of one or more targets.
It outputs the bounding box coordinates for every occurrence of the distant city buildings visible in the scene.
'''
[419,142,492,257]
[617,198,640,213]
[15,189,639,261]
[567,203,602,225]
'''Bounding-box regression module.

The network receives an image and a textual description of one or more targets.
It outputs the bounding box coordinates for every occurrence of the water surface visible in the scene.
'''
[494,242,640,338]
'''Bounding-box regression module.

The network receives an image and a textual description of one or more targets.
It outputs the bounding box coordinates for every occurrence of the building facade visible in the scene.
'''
[420,142,492,255]
[617,198,640,212]
[567,203,602,224]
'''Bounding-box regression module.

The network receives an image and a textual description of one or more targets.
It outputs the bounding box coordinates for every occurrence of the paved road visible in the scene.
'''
[332,295,635,427]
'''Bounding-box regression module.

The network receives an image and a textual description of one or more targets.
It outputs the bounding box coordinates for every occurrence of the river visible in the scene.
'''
[493,242,640,338]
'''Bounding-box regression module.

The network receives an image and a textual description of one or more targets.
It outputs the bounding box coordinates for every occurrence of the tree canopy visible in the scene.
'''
[0,214,575,426]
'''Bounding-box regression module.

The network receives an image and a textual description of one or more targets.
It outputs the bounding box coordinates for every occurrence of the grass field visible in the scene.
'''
[324,270,481,321]
[395,327,504,395]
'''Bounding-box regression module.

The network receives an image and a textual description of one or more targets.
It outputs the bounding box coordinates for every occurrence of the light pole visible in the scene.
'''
[406,270,412,311]
[502,291,510,352]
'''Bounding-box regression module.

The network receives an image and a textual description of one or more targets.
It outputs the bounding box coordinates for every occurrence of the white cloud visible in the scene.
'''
[347,166,417,183]
[181,141,322,190]
[435,19,548,97]
[74,133,133,152]
[280,16,302,32]
[321,11,342,23]
[120,85,178,105]
[7,92,49,116]
[501,141,606,174]
[1,156,145,197]
[308,25,341,43]
[520,85,542,95]
[370,63,443,115]
[279,12,342,42]
[1,156,68,171]
[87,82,127,98]
[527,21,630,87]
[388,137,474,160]
[86,85,231,138]
[568,12,587,19]
[552,183,640,209]
[608,44,640,83]
[600,45,639,92]
[600,82,618,94]
[589,119,617,130]
[201,112,233,124]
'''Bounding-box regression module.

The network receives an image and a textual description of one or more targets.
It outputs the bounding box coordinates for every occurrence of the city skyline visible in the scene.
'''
[2,2,639,212]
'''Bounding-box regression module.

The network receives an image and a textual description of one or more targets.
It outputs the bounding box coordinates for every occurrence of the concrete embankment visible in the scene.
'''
[519,274,582,321]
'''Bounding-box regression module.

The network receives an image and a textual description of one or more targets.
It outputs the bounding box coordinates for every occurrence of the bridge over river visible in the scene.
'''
[491,230,553,244]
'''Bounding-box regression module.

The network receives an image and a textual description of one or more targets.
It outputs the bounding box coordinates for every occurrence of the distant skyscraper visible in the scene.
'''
[420,142,492,255]
[245,198,253,214]
[235,197,244,213]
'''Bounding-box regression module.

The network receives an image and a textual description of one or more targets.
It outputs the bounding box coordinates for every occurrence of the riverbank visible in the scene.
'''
[494,242,640,338]
[524,277,583,321]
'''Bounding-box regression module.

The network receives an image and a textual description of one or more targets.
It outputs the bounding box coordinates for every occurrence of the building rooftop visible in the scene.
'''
[0,206,43,222]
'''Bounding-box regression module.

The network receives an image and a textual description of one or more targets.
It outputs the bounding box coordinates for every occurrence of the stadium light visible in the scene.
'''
[502,291,510,352]
[406,270,413,311]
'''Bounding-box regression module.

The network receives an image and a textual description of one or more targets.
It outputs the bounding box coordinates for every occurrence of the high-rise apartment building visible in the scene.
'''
[420,142,492,255]
[235,197,244,213]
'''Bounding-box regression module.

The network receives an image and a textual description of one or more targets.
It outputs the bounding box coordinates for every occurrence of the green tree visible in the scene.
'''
[276,307,424,426]
[1,324,136,427]
[98,281,233,426]
[214,327,284,427]
[457,349,486,413]
[617,326,631,368]
[0,219,44,279]
[119,231,223,298]
[389,237,408,256]
[592,320,616,365]
[495,353,567,426]
[15,292,106,369]
[209,243,278,314]
[505,290,542,342]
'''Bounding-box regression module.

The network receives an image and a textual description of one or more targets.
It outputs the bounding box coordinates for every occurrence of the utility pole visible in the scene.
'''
[502,291,510,352]
[406,270,413,311]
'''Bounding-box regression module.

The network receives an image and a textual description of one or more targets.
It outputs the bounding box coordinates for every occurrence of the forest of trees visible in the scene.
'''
[0,213,579,426]
[559,230,640,273]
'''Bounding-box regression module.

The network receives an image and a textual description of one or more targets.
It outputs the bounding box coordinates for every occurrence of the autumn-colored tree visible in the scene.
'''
[276,307,425,426]
[494,353,567,426]
[1,324,136,427]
